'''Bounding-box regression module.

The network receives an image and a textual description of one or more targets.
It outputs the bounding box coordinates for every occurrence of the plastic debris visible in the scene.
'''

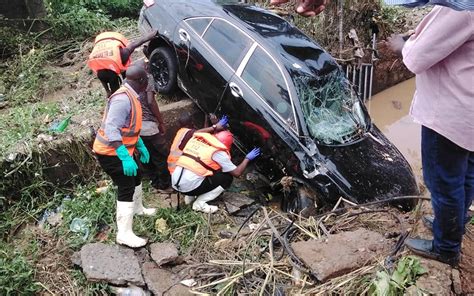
[49,115,72,133]
[180,279,197,287]
[110,285,148,296]
[70,218,90,240]
[154,218,169,234]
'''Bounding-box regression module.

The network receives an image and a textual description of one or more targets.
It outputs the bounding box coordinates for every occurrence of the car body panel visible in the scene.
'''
[139,0,419,210]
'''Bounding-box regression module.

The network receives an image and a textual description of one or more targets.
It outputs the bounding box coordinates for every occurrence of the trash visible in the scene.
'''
[49,115,72,133]
[37,133,54,143]
[95,224,110,242]
[248,223,260,230]
[154,218,169,234]
[95,186,108,194]
[70,218,90,240]
[110,285,148,296]
[180,279,197,287]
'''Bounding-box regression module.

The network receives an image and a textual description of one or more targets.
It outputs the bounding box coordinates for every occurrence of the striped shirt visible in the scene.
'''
[384,0,474,10]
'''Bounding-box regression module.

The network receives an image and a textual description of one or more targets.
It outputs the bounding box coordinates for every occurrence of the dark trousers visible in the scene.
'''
[141,133,171,189]
[182,172,233,196]
[422,126,473,255]
[97,69,122,95]
[97,155,141,202]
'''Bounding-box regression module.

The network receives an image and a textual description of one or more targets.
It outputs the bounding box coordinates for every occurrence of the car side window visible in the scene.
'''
[186,18,211,36]
[202,19,251,69]
[241,47,293,123]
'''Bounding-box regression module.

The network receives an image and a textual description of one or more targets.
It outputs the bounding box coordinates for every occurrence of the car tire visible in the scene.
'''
[149,47,178,95]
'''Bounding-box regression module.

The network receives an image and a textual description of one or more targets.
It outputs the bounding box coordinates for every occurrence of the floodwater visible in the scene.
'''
[367,78,423,182]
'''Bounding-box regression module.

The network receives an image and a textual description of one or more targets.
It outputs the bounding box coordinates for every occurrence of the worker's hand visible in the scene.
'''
[136,137,150,164]
[217,115,228,128]
[270,0,328,17]
[115,145,139,176]
[386,34,406,56]
[246,148,261,161]
[209,113,218,125]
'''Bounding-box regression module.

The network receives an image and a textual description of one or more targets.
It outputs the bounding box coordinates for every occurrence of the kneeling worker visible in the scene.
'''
[172,130,260,213]
[93,65,154,248]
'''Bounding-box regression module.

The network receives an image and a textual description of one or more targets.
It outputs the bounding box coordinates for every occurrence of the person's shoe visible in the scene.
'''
[192,186,225,214]
[133,184,157,216]
[116,201,147,248]
[422,215,434,231]
[404,238,460,267]
[184,195,196,205]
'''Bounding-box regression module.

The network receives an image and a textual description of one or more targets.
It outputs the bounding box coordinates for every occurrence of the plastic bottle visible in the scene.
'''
[49,115,71,132]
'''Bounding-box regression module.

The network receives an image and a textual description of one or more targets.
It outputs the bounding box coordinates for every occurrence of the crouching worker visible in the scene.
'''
[93,65,155,248]
[172,130,260,213]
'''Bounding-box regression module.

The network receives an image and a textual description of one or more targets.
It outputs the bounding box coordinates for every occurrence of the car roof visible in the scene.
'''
[163,1,340,82]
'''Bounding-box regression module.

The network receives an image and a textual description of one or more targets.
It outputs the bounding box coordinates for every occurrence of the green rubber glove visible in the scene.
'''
[136,137,150,164]
[115,145,138,176]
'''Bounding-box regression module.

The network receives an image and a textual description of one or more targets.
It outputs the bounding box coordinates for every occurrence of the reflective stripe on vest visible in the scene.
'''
[87,32,130,74]
[175,133,229,177]
[92,85,142,156]
[167,128,191,174]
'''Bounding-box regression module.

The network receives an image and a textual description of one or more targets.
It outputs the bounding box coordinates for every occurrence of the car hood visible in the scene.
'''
[316,125,419,208]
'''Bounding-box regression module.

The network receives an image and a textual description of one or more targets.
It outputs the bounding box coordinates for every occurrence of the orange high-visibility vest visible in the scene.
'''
[167,128,193,174]
[175,133,230,177]
[87,32,131,74]
[93,85,142,156]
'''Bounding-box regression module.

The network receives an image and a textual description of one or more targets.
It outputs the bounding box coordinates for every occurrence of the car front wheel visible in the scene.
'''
[149,47,178,95]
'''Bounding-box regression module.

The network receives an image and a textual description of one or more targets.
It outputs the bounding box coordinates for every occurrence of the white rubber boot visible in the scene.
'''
[133,184,157,216]
[184,195,196,205]
[116,201,147,248]
[192,186,225,214]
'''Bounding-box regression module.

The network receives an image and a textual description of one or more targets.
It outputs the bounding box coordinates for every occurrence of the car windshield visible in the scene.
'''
[291,69,368,145]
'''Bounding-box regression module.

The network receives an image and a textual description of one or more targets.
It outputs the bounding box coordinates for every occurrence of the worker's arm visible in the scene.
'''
[126,30,158,54]
[196,115,228,134]
[146,90,166,134]
[401,7,473,74]
[270,0,327,17]
[103,94,131,149]
[213,148,260,178]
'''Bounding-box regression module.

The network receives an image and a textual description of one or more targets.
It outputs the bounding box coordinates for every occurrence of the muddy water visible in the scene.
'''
[367,78,423,182]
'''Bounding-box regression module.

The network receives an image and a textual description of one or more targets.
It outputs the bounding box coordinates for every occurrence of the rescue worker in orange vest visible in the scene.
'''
[171,130,261,213]
[93,65,153,248]
[88,30,157,97]
[167,113,229,175]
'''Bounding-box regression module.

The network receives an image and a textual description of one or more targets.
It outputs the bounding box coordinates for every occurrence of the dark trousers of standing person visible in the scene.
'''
[97,69,124,96]
[96,154,141,201]
[141,133,171,189]
[422,126,474,257]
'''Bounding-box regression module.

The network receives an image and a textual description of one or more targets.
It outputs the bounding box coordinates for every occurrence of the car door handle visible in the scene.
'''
[178,29,190,42]
[229,82,243,98]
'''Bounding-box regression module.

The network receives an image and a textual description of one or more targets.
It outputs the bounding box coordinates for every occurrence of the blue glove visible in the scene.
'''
[115,145,138,176]
[217,115,228,127]
[246,147,261,161]
[136,137,150,164]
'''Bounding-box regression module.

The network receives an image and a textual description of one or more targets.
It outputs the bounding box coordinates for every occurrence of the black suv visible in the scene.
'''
[139,0,419,211]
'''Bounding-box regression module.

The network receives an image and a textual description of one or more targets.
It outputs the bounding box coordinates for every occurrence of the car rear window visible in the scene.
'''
[202,19,251,69]
[241,46,293,124]
[186,18,211,36]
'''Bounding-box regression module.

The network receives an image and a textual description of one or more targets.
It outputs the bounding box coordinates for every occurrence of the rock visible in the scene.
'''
[413,257,452,295]
[291,228,390,282]
[452,269,462,295]
[79,243,144,286]
[221,192,255,214]
[142,262,192,296]
[150,242,179,266]
[71,251,82,266]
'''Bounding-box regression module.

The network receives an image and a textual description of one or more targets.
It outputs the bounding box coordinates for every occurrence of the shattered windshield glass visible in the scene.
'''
[292,70,368,145]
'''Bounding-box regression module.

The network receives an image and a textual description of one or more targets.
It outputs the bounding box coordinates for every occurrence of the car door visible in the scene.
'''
[174,17,252,113]
[220,45,301,179]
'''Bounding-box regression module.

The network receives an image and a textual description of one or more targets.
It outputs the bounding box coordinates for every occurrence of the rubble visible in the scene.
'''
[150,242,179,266]
[141,262,191,296]
[78,243,144,286]
[220,192,255,214]
[291,228,390,282]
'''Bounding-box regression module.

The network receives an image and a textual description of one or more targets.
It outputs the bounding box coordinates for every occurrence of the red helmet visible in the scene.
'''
[215,130,233,150]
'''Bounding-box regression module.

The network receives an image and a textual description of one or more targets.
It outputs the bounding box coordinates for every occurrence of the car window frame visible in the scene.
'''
[184,16,299,134]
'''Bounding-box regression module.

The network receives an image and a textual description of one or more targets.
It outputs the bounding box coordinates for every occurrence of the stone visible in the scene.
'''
[291,228,390,282]
[150,242,179,266]
[142,262,192,296]
[71,251,82,266]
[221,192,255,214]
[452,269,462,295]
[79,243,144,286]
[413,257,452,296]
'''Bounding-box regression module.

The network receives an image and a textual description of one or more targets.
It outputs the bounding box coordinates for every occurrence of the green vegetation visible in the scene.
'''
[370,256,426,295]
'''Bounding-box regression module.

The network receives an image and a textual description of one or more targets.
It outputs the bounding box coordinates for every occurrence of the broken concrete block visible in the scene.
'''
[291,228,390,282]
[79,243,144,286]
[221,192,255,214]
[150,242,179,266]
[142,262,192,296]
[414,257,453,295]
